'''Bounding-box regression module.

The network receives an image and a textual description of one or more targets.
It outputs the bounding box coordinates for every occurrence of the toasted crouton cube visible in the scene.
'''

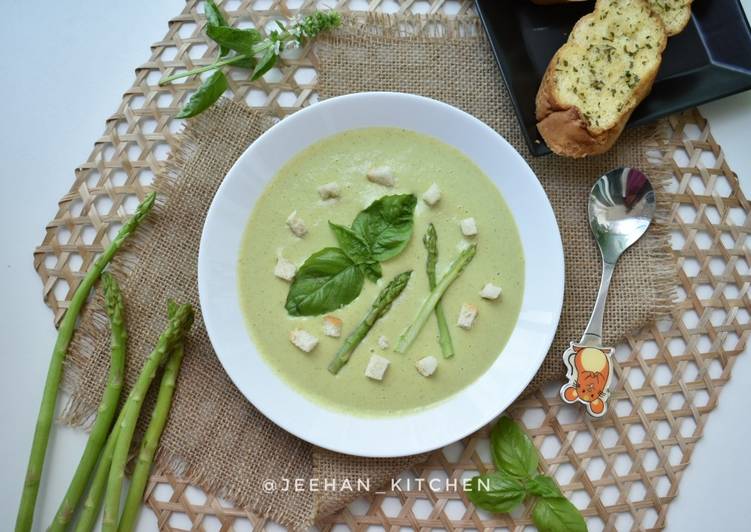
[416,356,438,377]
[274,257,296,282]
[323,315,342,338]
[366,166,396,187]
[364,354,390,381]
[457,303,478,329]
[479,283,502,301]
[377,335,389,350]
[289,329,318,353]
[317,182,340,200]
[460,217,478,237]
[286,211,307,238]
[422,183,442,206]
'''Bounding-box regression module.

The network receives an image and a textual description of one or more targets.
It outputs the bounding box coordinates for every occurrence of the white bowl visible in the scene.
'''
[198,92,564,457]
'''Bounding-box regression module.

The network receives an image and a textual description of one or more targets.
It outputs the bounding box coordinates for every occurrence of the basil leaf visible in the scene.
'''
[361,261,382,283]
[176,70,228,118]
[351,194,417,261]
[204,0,228,27]
[206,25,262,56]
[465,472,526,514]
[490,416,538,479]
[204,0,229,55]
[329,222,372,263]
[329,222,383,282]
[285,247,364,316]
[232,56,256,69]
[532,497,587,532]
[251,46,277,80]
[527,475,562,499]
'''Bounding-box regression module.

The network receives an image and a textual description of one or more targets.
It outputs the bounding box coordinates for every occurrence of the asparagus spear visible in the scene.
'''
[15,192,156,532]
[102,303,194,532]
[74,420,119,532]
[118,338,185,532]
[395,244,477,354]
[328,271,412,374]
[423,224,455,358]
[74,302,182,532]
[47,273,127,532]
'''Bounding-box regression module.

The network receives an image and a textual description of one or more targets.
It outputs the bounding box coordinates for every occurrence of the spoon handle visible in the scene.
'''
[580,261,615,345]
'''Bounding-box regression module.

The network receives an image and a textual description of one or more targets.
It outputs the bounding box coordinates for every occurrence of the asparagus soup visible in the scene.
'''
[237,127,524,416]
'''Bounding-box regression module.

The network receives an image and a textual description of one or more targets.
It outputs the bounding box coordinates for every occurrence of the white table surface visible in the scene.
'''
[1,1,749,530]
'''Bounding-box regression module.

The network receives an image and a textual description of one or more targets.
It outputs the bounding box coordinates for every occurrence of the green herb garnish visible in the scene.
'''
[466,417,586,532]
[285,194,417,316]
[161,8,341,117]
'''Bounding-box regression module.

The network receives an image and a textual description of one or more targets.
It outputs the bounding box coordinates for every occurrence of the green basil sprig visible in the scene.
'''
[160,6,342,118]
[175,70,228,119]
[466,417,586,532]
[285,194,416,317]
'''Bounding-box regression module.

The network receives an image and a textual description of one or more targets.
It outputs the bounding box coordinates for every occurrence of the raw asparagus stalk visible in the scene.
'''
[73,419,120,532]
[328,271,412,374]
[423,224,454,358]
[15,192,156,532]
[395,244,477,354]
[118,339,185,532]
[102,303,194,532]
[47,273,127,532]
[74,302,181,532]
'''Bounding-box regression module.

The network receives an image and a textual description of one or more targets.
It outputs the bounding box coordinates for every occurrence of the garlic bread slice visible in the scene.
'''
[536,0,667,157]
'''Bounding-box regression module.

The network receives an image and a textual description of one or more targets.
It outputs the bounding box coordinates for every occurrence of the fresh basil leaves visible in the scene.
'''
[206,25,262,57]
[160,9,341,118]
[532,497,587,532]
[351,194,418,261]
[284,248,364,316]
[466,417,586,532]
[467,472,526,513]
[175,70,228,119]
[285,194,417,316]
[204,0,230,55]
[490,416,539,479]
[329,222,382,282]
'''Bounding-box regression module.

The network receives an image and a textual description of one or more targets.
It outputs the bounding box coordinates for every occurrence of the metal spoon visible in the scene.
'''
[560,167,656,418]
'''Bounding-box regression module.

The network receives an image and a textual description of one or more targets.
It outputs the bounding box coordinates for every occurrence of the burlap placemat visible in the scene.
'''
[56,11,675,531]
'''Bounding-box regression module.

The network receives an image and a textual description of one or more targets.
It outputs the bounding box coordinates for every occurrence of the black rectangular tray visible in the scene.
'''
[476,0,751,156]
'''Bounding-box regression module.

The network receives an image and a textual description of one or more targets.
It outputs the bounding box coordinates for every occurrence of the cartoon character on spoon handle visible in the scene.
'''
[560,167,656,417]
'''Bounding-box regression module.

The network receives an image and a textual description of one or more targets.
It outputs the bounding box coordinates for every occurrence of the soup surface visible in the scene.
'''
[238,127,524,416]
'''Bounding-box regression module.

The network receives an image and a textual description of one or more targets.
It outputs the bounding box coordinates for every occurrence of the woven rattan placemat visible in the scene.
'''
[34,1,750,530]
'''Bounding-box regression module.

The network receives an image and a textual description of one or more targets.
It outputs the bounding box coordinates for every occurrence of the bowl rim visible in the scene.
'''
[198,91,564,457]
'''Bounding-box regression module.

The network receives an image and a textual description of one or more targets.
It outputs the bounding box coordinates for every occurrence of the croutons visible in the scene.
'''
[366,166,396,187]
[323,315,342,338]
[364,354,390,381]
[378,335,390,350]
[457,303,478,329]
[273,257,297,282]
[422,183,441,206]
[289,329,318,353]
[317,182,340,200]
[416,356,438,377]
[286,211,307,238]
[479,283,503,301]
[460,217,478,237]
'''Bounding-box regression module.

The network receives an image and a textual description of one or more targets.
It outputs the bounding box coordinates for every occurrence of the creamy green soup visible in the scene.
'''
[238,127,524,416]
